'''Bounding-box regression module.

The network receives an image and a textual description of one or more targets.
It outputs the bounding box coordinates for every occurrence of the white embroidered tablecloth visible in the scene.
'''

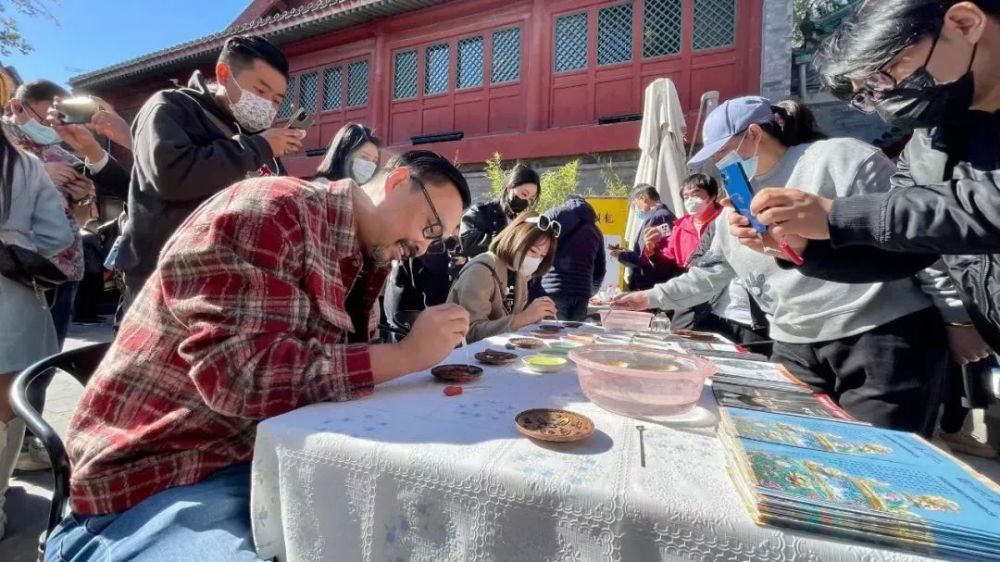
[250,334,942,562]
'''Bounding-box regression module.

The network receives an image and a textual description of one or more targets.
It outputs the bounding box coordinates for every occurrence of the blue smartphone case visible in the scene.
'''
[720,162,767,234]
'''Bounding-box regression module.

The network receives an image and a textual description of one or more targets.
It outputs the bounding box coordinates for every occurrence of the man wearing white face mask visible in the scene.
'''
[118,35,305,309]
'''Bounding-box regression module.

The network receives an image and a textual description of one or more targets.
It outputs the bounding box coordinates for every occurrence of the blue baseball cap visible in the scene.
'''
[688,96,775,168]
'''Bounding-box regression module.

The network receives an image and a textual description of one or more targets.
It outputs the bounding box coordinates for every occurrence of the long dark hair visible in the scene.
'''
[498,163,541,216]
[815,1,1000,99]
[314,123,382,181]
[757,100,828,147]
[0,131,25,223]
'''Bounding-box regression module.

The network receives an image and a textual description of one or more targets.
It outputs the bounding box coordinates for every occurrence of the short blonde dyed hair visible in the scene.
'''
[490,211,557,278]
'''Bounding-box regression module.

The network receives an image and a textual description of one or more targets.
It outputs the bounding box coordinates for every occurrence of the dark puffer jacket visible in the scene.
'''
[789,110,1000,349]
[458,200,510,260]
[538,198,606,301]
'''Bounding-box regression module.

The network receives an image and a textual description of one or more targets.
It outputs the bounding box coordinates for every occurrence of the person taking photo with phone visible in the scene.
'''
[117,34,305,311]
[732,3,1000,363]
[613,96,964,435]
[611,184,677,291]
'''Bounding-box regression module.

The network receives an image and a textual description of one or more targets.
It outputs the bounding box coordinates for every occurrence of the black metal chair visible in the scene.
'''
[9,342,110,557]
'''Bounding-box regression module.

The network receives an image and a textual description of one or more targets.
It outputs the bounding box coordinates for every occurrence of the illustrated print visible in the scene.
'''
[744,273,775,311]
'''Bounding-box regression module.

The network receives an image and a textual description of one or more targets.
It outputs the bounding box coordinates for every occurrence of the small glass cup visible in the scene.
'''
[651,312,671,333]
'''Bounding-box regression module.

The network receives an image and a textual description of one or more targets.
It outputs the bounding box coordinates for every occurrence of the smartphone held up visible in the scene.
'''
[55,96,100,125]
[719,162,804,265]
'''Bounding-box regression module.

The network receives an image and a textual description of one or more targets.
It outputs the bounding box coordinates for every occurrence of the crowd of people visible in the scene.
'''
[0,0,996,558]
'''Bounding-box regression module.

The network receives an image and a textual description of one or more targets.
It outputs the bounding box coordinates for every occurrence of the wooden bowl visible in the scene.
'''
[515,409,595,443]
[509,337,546,350]
[475,349,518,366]
[431,364,484,383]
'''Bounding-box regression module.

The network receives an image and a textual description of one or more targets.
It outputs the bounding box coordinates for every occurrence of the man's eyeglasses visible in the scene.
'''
[850,34,940,114]
[412,176,461,255]
[850,71,898,114]
[526,215,562,238]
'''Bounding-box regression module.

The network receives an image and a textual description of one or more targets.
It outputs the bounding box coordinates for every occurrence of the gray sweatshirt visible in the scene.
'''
[647,138,948,344]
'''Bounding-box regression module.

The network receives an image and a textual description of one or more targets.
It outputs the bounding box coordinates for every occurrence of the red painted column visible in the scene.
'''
[525,0,546,132]
[371,20,389,138]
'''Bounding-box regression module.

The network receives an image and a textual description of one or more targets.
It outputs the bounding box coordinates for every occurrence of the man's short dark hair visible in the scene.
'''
[681,173,719,199]
[219,35,289,80]
[386,150,472,209]
[15,79,69,104]
[630,184,660,201]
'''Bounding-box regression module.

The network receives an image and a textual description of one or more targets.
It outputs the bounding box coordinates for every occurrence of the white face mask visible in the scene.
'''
[519,255,542,277]
[19,117,62,145]
[716,131,760,179]
[226,76,277,132]
[351,158,377,184]
[684,196,711,216]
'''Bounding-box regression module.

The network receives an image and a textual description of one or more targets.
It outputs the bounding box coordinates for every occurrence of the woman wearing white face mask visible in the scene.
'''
[314,123,382,184]
[644,173,723,270]
[448,212,557,342]
[613,96,964,436]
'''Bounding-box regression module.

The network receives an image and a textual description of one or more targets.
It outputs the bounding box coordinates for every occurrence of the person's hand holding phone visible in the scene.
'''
[608,243,622,258]
[47,101,107,163]
[750,188,834,241]
[643,227,664,250]
[728,210,808,261]
[260,128,304,157]
[89,97,132,151]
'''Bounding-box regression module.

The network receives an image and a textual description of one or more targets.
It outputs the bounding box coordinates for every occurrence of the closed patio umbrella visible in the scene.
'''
[627,78,688,248]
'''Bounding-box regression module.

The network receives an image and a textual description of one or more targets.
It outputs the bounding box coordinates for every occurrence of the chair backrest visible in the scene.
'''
[9,342,110,536]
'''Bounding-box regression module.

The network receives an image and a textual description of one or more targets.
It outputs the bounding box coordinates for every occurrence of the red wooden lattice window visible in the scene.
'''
[548,0,746,128]
[388,23,525,145]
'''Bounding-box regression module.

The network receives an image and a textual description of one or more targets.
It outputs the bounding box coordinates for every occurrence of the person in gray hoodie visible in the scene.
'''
[118,35,306,308]
[615,97,962,435]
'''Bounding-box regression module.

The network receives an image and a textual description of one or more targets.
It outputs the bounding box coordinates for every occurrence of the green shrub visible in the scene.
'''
[536,160,579,212]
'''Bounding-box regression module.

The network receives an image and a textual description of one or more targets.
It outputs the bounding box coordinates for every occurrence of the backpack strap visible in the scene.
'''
[458,259,513,314]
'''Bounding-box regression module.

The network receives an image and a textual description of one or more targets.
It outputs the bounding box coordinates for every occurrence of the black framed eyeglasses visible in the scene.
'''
[412,176,461,255]
[850,33,940,114]
[526,215,562,238]
[850,71,898,114]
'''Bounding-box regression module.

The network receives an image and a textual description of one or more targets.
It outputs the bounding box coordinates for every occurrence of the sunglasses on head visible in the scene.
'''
[526,215,561,238]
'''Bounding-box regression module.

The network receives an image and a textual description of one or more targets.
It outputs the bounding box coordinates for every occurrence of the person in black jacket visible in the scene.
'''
[117,35,305,307]
[383,252,454,340]
[537,198,606,321]
[458,163,540,262]
[728,0,1000,454]
[731,1,1000,353]
[611,185,677,291]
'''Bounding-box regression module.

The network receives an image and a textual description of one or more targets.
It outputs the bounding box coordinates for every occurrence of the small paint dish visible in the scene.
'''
[522,354,568,374]
[543,340,583,356]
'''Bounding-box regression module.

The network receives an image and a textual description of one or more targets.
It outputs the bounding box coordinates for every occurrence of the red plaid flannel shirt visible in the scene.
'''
[67,177,388,515]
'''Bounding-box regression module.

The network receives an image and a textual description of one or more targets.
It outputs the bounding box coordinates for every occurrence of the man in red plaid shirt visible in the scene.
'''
[46,150,472,561]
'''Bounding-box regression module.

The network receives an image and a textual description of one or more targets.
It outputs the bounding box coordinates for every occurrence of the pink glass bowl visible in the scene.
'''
[568,345,716,419]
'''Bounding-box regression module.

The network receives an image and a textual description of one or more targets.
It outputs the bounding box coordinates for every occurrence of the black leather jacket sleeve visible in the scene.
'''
[459,201,505,259]
[828,139,1000,254]
[86,154,130,200]
[783,241,938,283]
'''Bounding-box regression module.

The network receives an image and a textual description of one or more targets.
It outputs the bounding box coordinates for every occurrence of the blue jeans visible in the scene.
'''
[46,464,266,562]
